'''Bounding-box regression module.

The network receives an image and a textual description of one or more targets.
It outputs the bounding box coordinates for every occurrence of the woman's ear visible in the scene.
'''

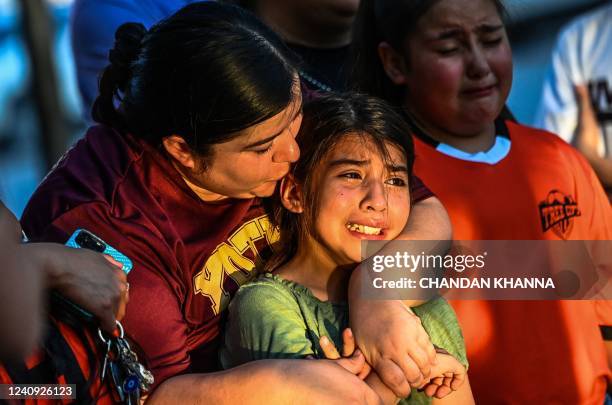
[280,175,304,214]
[163,135,196,169]
[378,41,408,85]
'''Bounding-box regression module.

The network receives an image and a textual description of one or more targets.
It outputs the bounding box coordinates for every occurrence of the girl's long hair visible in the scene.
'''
[265,93,415,272]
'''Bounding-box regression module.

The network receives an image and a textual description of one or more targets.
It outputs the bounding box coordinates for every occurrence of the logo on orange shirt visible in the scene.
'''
[539,190,581,239]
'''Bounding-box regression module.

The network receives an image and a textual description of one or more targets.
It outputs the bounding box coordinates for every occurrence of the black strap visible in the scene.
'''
[44,320,94,404]
[600,325,612,341]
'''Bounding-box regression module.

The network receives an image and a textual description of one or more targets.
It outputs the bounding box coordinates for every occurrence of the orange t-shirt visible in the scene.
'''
[414,120,611,405]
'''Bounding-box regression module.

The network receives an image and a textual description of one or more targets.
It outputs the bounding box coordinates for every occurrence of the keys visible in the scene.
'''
[101,339,112,381]
[109,360,126,403]
[98,322,155,404]
[115,337,154,391]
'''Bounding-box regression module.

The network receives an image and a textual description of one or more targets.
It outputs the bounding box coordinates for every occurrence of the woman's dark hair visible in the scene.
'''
[350,0,507,107]
[222,0,257,11]
[265,93,415,271]
[93,1,298,159]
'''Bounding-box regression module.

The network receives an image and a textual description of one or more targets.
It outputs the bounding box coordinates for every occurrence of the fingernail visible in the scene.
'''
[346,329,352,337]
[321,336,329,345]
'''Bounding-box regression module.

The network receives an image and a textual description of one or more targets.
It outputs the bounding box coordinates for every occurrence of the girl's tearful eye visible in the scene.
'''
[340,172,363,180]
[386,177,407,187]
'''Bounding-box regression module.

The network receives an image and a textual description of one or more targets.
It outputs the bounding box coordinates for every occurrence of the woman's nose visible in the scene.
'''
[272,132,300,163]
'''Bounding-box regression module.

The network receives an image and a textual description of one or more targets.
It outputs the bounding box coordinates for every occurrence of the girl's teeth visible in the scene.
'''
[346,223,382,235]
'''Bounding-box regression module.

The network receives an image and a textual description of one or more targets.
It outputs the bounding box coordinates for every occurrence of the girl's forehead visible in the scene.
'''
[325,133,405,163]
[417,0,502,31]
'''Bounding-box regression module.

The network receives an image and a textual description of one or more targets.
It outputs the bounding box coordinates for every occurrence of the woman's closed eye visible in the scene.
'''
[253,143,273,155]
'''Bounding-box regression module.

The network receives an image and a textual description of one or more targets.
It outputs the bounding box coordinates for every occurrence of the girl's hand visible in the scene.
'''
[420,352,466,399]
[318,329,402,405]
[317,328,372,380]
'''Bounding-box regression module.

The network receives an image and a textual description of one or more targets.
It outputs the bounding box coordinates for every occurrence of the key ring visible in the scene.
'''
[98,320,125,344]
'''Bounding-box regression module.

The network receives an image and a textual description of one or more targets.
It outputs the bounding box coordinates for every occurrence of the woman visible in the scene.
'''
[351,0,612,404]
[20,2,448,402]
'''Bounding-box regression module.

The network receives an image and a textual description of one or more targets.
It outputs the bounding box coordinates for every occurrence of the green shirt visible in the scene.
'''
[220,273,467,404]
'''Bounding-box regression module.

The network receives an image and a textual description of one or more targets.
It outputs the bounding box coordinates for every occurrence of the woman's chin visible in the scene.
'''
[250,181,278,197]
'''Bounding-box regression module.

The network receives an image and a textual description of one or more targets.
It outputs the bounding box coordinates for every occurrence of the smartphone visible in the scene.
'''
[51,229,132,324]
[65,229,133,274]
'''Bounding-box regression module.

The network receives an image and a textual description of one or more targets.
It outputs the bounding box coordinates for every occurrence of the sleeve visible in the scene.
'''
[411,175,434,203]
[27,203,192,390]
[580,156,612,241]
[534,23,582,143]
[70,0,159,119]
[573,150,612,327]
[587,181,612,328]
[412,297,468,369]
[220,282,315,369]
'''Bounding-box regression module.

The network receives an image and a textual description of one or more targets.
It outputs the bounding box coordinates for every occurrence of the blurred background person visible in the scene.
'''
[227,0,359,93]
[0,200,127,360]
[350,0,612,403]
[535,2,612,198]
[0,200,44,359]
[70,0,197,118]
[0,0,85,215]
[72,0,359,109]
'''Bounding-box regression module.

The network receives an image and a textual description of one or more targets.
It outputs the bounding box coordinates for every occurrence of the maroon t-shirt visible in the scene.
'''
[21,126,277,388]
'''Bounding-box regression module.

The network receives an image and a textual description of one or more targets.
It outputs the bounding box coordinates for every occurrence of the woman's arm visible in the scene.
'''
[149,359,383,405]
[402,196,452,241]
[348,197,452,397]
